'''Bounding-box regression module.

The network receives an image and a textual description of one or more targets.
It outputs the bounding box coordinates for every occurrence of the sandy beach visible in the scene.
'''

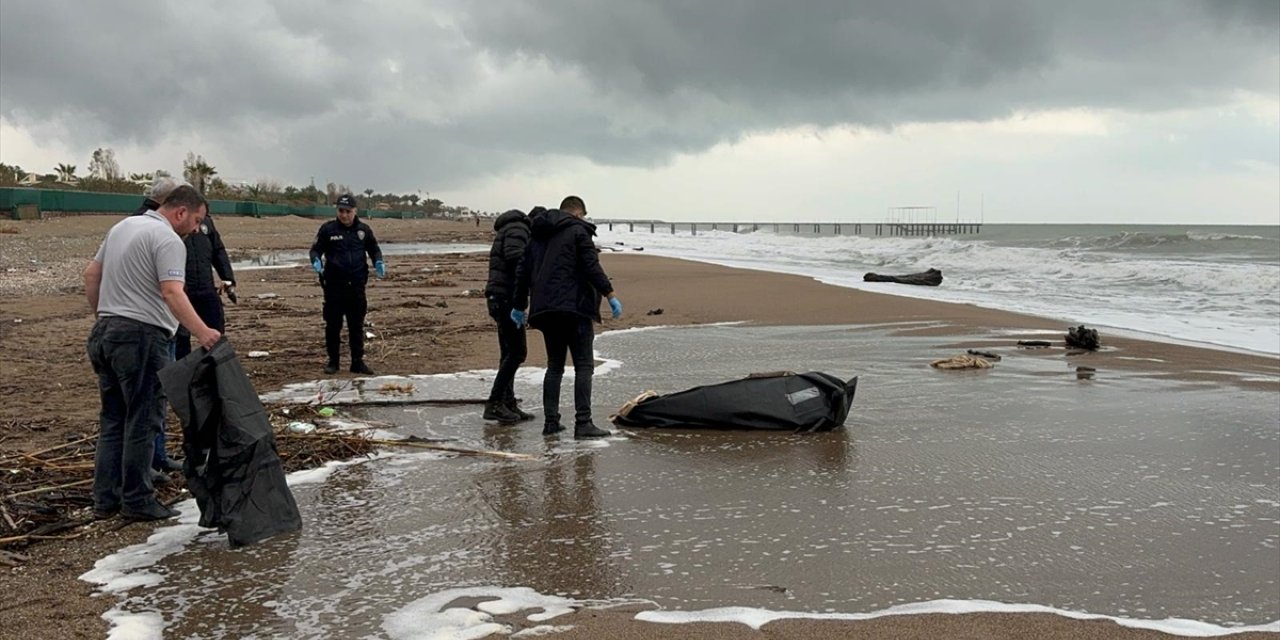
[0,214,1276,639]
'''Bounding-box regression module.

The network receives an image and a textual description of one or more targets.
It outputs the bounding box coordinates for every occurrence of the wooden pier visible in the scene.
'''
[594,220,982,237]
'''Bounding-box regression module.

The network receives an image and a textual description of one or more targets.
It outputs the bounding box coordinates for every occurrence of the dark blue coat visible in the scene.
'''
[309,216,382,287]
[513,208,613,328]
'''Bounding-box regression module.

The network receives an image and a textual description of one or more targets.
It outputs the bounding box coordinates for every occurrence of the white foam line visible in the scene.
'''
[81,452,396,638]
[382,587,577,640]
[634,599,1280,637]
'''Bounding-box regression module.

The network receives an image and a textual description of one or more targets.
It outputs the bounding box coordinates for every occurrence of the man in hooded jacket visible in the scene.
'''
[512,196,622,438]
[482,207,539,424]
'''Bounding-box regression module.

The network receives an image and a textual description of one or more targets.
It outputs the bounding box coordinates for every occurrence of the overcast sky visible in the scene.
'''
[1,1,1276,223]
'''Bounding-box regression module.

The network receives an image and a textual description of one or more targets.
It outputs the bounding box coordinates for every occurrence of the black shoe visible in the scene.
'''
[93,506,120,520]
[151,469,171,486]
[324,362,339,375]
[350,363,376,375]
[574,422,611,438]
[122,505,180,522]
[483,400,521,424]
[505,399,535,422]
[542,422,566,436]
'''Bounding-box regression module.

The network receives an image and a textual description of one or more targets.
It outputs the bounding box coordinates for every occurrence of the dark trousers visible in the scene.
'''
[87,317,170,513]
[486,296,527,403]
[538,314,596,426]
[324,284,368,366]
[174,289,225,359]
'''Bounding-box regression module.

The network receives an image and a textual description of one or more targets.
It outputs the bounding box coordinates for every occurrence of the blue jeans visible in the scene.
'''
[539,313,596,427]
[87,317,170,513]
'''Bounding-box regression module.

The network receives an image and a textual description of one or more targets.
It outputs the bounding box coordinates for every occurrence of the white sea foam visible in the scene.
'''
[382,586,577,640]
[597,226,1280,354]
[634,599,1280,636]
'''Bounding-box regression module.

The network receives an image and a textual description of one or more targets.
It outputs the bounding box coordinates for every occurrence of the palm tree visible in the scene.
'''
[54,163,77,182]
[183,153,218,194]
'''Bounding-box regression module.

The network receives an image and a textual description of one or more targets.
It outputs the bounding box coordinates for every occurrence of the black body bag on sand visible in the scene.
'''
[159,339,302,547]
[611,371,858,433]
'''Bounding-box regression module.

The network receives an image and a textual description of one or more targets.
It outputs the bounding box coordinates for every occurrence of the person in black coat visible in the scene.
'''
[512,196,622,438]
[309,194,384,375]
[481,208,538,424]
[174,214,235,359]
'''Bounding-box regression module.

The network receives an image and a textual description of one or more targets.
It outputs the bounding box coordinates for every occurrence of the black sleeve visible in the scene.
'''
[309,223,328,263]
[502,224,529,263]
[576,229,613,296]
[512,242,533,311]
[364,224,383,264]
[206,216,235,283]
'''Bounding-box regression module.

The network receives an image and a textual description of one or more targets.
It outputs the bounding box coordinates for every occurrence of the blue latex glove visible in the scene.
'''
[312,258,323,274]
[375,260,386,278]
[510,309,526,328]
[608,296,623,318]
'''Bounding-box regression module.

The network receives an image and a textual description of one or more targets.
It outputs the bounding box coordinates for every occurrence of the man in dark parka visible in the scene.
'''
[512,196,622,438]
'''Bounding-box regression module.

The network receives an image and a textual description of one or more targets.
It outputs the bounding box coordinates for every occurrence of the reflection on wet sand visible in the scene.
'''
[91,324,1279,637]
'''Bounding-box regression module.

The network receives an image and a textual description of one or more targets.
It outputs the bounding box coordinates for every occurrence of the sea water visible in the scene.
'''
[596,224,1280,355]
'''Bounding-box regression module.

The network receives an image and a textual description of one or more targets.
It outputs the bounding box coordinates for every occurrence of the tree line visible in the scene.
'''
[0,149,478,217]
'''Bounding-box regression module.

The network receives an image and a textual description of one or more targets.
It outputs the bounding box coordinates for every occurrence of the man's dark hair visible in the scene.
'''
[559,195,585,213]
[161,185,209,212]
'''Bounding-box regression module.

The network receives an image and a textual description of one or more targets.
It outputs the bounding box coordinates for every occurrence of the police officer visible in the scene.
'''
[310,194,384,375]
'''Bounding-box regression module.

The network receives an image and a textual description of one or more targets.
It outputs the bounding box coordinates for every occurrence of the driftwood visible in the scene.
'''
[319,397,488,408]
[930,354,994,370]
[863,268,943,286]
[1017,340,1052,348]
[966,349,1002,361]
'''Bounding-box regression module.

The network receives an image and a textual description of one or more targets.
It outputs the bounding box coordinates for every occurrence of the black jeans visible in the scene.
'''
[87,316,170,513]
[174,289,225,360]
[538,313,596,426]
[323,284,368,366]
[487,296,527,403]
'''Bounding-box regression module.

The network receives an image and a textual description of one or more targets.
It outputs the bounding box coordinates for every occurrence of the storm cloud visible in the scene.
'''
[1,0,1276,194]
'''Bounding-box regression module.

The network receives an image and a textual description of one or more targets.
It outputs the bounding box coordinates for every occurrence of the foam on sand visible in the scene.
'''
[634,598,1280,636]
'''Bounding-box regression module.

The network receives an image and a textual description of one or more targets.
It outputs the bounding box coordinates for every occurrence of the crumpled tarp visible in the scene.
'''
[159,339,301,547]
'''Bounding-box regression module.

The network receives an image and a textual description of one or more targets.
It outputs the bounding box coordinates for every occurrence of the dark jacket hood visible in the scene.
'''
[531,208,596,240]
[492,209,528,231]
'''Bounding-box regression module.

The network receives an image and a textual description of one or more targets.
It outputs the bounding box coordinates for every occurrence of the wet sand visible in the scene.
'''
[1,214,1277,638]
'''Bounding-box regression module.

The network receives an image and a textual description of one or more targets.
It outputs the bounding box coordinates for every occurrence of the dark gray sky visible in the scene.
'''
[1,0,1276,222]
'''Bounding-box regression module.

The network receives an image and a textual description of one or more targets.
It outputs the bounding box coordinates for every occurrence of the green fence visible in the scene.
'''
[0,187,429,220]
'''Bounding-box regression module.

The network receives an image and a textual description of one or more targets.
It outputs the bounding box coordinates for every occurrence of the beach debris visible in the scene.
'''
[316,406,336,418]
[931,354,995,370]
[287,421,318,434]
[379,382,416,395]
[1076,366,1097,380]
[365,331,377,339]
[965,349,1002,361]
[1017,340,1053,348]
[255,292,280,300]
[863,268,943,286]
[434,300,449,308]
[646,308,664,316]
[247,350,270,358]
[1065,325,1101,351]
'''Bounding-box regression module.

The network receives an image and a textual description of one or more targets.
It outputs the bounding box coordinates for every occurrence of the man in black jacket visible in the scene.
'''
[482,208,539,424]
[512,196,622,438]
[310,194,384,375]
